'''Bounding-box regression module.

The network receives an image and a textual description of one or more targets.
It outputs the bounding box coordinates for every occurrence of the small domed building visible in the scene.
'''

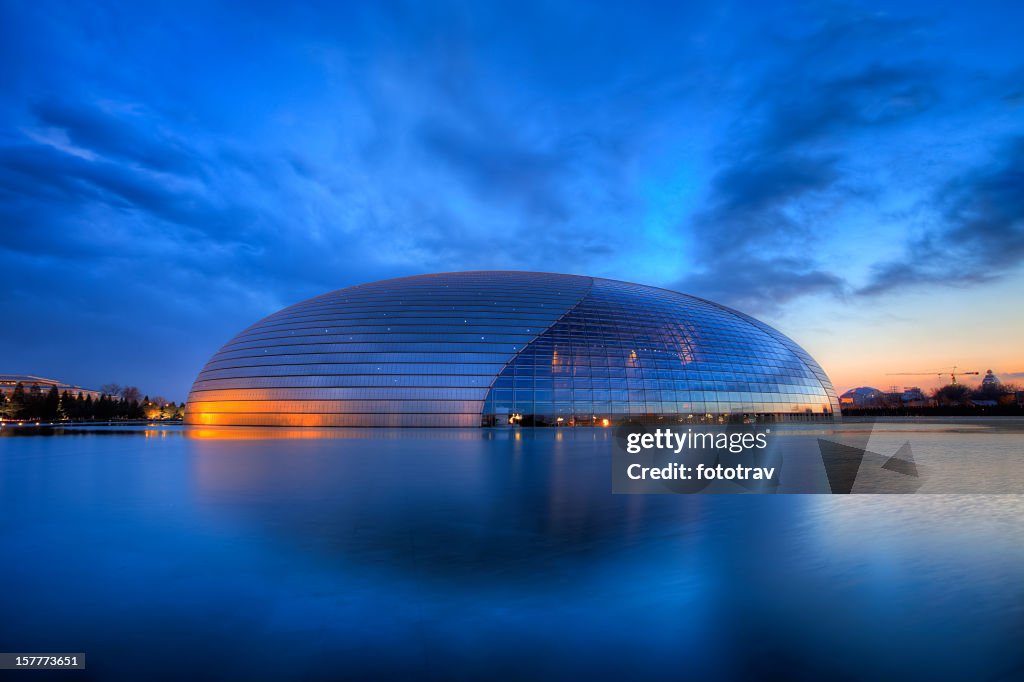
[981,369,1000,389]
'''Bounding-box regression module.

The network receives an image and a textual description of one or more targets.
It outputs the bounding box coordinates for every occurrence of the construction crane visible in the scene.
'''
[886,365,980,385]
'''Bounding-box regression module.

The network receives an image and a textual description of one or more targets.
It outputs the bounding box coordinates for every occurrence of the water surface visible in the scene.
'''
[1,422,1022,681]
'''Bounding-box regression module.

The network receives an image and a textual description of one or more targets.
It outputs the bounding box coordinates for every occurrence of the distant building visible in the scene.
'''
[840,387,885,409]
[981,369,1000,389]
[900,386,927,407]
[0,375,103,400]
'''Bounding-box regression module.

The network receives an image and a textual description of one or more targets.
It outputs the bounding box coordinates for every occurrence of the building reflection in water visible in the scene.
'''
[188,427,711,584]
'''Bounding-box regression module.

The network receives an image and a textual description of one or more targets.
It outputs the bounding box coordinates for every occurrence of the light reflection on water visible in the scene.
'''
[0,422,1022,681]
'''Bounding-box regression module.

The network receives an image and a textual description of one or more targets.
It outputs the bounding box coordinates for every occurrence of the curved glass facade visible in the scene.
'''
[185,271,839,427]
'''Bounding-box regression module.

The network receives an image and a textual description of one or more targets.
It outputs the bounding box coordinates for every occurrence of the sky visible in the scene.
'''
[1,0,1022,401]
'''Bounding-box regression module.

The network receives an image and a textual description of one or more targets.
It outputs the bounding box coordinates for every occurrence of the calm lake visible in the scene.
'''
[1,420,1022,681]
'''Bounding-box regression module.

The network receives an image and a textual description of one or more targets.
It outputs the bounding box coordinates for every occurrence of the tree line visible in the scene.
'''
[0,383,185,422]
[843,380,1023,416]
[931,381,1021,406]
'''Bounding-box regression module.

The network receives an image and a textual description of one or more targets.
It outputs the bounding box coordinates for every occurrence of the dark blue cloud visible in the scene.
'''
[674,9,953,309]
[32,98,204,176]
[859,136,1024,294]
[417,118,571,221]
[1,0,1022,396]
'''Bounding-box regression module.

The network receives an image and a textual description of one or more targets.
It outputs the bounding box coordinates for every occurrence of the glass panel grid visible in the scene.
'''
[184,272,839,427]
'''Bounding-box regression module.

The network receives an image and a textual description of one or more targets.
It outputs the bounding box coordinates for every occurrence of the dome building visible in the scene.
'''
[839,386,884,409]
[184,272,839,427]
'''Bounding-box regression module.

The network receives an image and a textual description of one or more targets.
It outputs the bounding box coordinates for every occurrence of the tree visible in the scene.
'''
[0,393,15,420]
[932,383,971,405]
[100,383,122,398]
[143,395,167,420]
[42,386,60,421]
[120,386,142,403]
[96,394,114,421]
[971,381,1020,401]
[7,382,26,419]
[63,391,79,421]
